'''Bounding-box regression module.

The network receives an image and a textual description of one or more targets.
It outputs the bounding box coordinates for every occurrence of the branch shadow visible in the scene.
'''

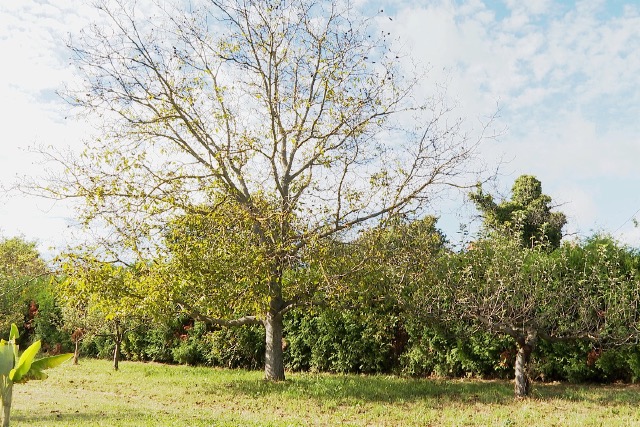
[11,408,191,426]
[209,373,514,405]
[532,382,640,405]
[212,372,640,407]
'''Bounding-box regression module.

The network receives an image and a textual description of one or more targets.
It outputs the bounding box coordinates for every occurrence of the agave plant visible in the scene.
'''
[0,324,73,427]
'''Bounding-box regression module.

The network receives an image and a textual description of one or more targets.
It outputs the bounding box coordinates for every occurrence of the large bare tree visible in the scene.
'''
[37,0,495,380]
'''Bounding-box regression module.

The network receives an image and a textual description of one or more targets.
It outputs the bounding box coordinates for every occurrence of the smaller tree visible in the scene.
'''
[335,215,447,312]
[57,256,152,370]
[307,216,448,373]
[59,301,105,366]
[425,233,640,397]
[0,237,48,334]
[470,175,567,249]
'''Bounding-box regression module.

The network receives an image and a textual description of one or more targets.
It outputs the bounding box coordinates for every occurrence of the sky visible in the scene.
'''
[1,0,640,256]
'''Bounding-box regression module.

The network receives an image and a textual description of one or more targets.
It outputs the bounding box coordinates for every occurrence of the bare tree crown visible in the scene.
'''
[51,0,493,254]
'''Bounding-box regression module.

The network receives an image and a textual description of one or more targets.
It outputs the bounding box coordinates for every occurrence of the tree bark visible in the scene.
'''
[514,330,537,398]
[73,340,80,365]
[113,340,120,371]
[113,322,122,371]
[264,312,285,381]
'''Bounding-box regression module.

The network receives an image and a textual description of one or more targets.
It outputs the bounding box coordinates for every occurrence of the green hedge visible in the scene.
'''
[20,283,640,383]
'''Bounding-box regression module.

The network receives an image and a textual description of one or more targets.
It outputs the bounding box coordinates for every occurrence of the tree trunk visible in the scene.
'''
[514,330,537,398]
[73,340,80,365]
[1,382,12,427]
[113,340,120,371]
[264,312,285,381]
[113,322,122,371]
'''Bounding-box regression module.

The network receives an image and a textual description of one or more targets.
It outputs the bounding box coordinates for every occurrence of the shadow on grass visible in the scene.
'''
[211,373,515,405]
[12,409,160,425]
[531,382,640,405]
[211,372,640,407]
[11,409,219,427]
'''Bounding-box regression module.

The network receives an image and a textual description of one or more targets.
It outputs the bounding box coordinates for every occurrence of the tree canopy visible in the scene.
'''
[470,175,566,249]
[36,0,494,380]
[0,237,46,280]
[0,236,48,333]
[56,255,155,370]
[422,233,640,396]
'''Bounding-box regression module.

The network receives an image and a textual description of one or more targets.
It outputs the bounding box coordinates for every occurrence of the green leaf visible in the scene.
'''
[30,353,74,372]
[9,324,18,342]
[9,341,40,382]
[0,345,15,376]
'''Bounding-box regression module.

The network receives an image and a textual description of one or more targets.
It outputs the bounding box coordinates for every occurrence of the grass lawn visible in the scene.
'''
[8,358,640,426]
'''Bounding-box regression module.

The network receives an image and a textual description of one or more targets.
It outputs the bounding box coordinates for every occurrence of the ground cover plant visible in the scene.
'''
[9,359,640,426]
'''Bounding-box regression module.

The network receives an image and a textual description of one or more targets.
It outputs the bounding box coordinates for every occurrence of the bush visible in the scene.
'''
[400,322,513,379]
[171,321,210,365]
[205,325,265,370]
[284,309,399,374]
[122,323,176,363]
[29,281,73,354]
[81,334,115,360]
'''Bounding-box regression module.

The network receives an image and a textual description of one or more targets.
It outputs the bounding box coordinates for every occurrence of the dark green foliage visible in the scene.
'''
[6,220,639,385]
[168,321,265,369]
[29,279,73,353]
[14,277,640,383]
[284,309,398,374]
[0,236,48,337]
[532,340,640,383]
[205,325,265,370]
[121,322,177,363]
[119,319,266,369]
[400,322,513,379]
[81,334,116,360]
[281,215,446,375]
[171,322,210,366]
[470,175,566,249]
[531,340,597,383]
[282,311,313,372]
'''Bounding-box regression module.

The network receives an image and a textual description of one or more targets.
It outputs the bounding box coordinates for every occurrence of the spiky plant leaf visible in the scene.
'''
[30,353,73,372]
[9,324,18,342]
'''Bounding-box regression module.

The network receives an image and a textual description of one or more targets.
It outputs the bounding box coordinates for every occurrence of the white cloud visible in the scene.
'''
[504,0,552,16]
[384,0,640,242]
[553,184,599,237]
[0,0,98,255]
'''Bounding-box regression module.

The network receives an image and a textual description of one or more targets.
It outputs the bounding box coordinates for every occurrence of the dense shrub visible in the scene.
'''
[122,322,176,363]
[29,281,73,354]
[284,309,400,374]
[122,319,266,369]
[171,321,210,366]
[25,275,640,382]
[400,322,513,379]
[204,325,265,369]
[81,334,115,359]
[532,340,640,383]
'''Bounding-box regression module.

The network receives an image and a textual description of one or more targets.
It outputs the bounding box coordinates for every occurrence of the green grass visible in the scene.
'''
[9,359,640,426]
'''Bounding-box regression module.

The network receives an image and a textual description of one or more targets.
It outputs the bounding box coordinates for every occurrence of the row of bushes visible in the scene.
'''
[7,274,636,383]
[23,294,640,383]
